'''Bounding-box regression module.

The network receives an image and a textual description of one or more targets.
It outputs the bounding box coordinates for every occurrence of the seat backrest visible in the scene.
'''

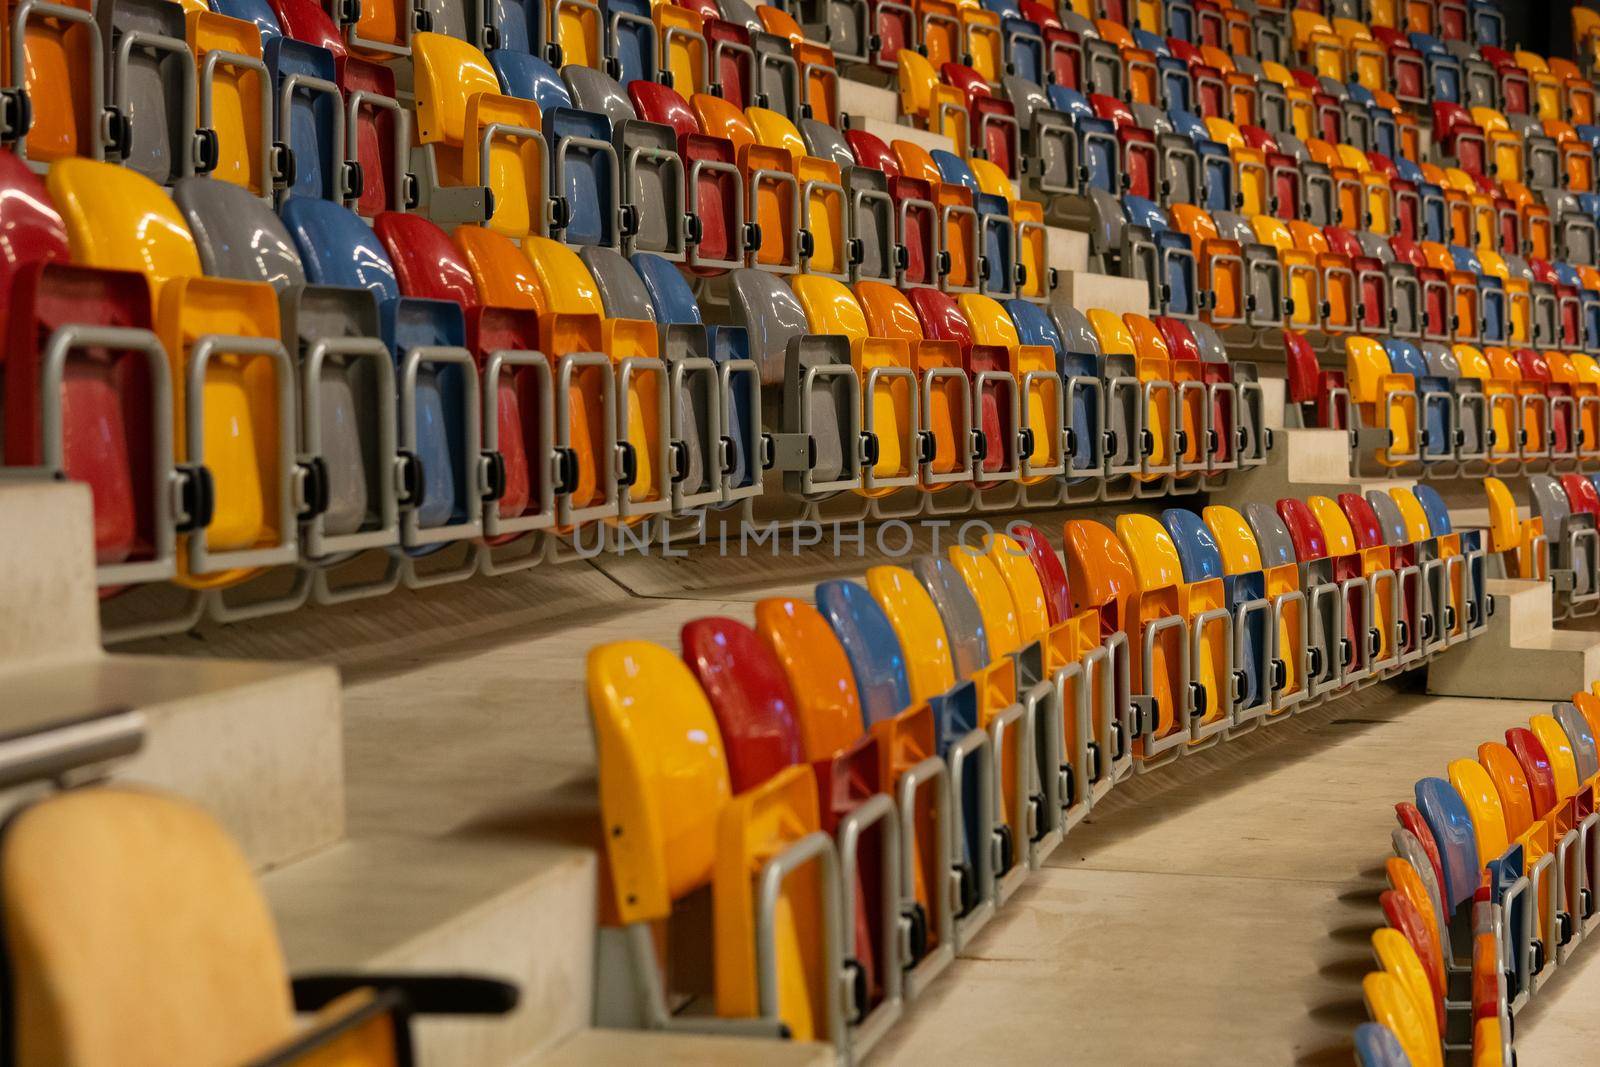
[491,49,571,111]
[681,617,803,792]
[1202,505,1263,577]
[280,196,400,301]
[753,598,867,760]
[1506,725,1561,818]
[865,564,961,702]
[46,159,202,298]
[1244,503,1299,568]
[632,252,703,325]
[581,247,659,321]
[1277,498,1329,562]
[1351,1022,1408,1067]
[0,788,295,1066]
[729,269,810,383]
[372,212,480,307]
[1528,473,1573,529]
[173,177,306,290]
[589,641,731,922]
[1160,508,1225,582]
[1413,776,1480,911]
[0,153,71,346]
[564,67,637,127]
[1555,701,1600,782]
[1062,519,1136,624]
[1365,490,1414,548]
[815,579,913,724]
[1005,522,1072,626]
[1445,757,1511,872]
[912,554,992,680]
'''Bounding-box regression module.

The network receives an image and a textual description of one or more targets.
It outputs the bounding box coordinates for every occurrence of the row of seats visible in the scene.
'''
[1291,332,1600,477]
[0,707,520,1065]
[586,484,1484,1061]
[1354,684,1600,1066]
[0,148,1269,633]
[1482,473,1600,619]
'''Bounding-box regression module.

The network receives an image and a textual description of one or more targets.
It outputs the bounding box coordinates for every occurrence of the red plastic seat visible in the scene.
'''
[629,81,742,273]
[909,288,1014,480]
[0,152,167,580]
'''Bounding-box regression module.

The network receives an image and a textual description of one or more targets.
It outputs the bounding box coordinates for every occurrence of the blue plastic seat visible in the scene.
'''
[281,197,477,551]
[1352,1022,1410,1067]
[1166,508,1265,713]
[1000,14,1044,86]
[493,50,621,250]
[603,0,656,84]
[1384,340,1452,462]
[211,0,283,44]
[267,38,344,202]
[1413,776,1479,918]
[815,579,913,726]
[489,0,544,58]
[1158,56,1191,113]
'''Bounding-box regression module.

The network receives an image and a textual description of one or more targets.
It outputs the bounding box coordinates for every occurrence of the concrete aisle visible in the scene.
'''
[869,686,1558,1067]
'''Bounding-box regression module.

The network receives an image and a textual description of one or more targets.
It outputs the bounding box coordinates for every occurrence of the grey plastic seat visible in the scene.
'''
[427,0,474,43]
[563,66,637,129]
[100,0,200,186]
[718,0,762,33]
[1531,474,1598,600]
[581,246,717,508]
[727,269,856,498]
[1556,702,1600,781]
[1463,56,1498,108]
[1006,76,1078,198]
[1422,342,1487,463]
[1247,501,1342,693]
[1086,186,1124,271]
[173,176,398,563]
[801,117,853,169]
[754,30,801,119]
[913,554,991,680]
[609,94,687,260]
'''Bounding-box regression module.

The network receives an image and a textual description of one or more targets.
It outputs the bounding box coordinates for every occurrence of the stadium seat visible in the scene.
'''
[681,614,902,1047]
[755,593,960,994]
[1256,500,1347,699]
[1205,504,1309,715]
[0,152,180,589]
[1529,472,1600,617]
[725,268,863,502]
[284,197,487,583]
[588,640,845,1053]
[179,177,402,597]
[52,159,299,595]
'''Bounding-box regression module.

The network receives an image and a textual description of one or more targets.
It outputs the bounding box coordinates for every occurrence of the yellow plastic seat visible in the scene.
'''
[1346,336,1418,467]
[749,107,848,279]
[1483,476,1547,579]
[412,33,546,239]
[1515,50,1562,121]
[959,293,1060,482]
[1253,214,1319,330]
[588,641,838,1048]
[1362,971,1443,1067]
[523,237,666,518]
[1292,11,1344,80]
[1338,18,1387,91]
[655,4,705,94]
[791,275,914,495]
[187,12,270,197]
[1372,930,1444,1061]
[49,158,292,590]
[1111,514,1192,762]
[1206,117,1270,216]
[1532,712,1592,798]
[0,786,444,1067]
[897,50,968,153]
[855,280,968,490]
[1204,504,1306,711]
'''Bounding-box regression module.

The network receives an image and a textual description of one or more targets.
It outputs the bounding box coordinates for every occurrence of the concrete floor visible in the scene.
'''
[129,529,1596,1066]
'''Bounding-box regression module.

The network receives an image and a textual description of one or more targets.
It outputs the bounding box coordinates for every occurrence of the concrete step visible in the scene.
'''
[264,834,596,1067]
[1049,271,1149,318]
[535,1029,834,1066]
[0,483,343,869]
[839,78,897,123]
[852,116,953,157]
[1427,579,1600,700]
